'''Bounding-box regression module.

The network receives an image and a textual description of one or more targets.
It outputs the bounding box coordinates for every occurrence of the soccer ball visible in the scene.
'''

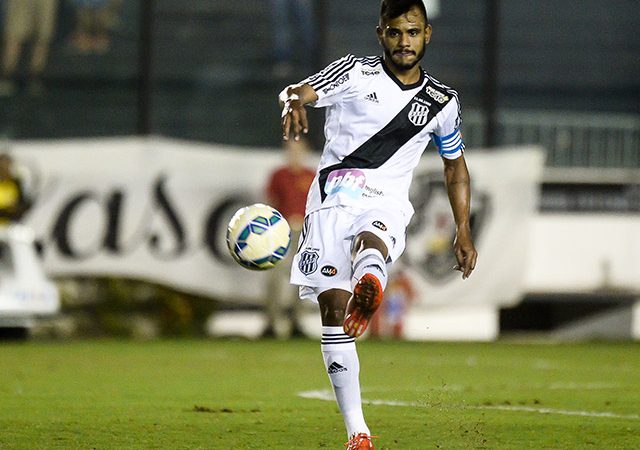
[226,203,291,270]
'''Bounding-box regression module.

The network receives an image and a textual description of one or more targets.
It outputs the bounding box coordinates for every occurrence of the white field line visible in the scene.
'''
[297,390,640,421]
[471,404,640,420]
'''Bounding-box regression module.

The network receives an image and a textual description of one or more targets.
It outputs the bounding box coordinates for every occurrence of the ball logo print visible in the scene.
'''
[226,203,291,270]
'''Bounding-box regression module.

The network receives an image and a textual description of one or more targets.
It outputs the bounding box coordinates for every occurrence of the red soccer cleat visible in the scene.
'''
[344,432,376,449]
[343,273,383,338]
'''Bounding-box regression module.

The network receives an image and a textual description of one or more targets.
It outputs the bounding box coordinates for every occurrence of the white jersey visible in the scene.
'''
[302,54,465,224]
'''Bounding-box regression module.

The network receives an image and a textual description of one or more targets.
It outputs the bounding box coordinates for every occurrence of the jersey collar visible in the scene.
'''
[381,59,425,91]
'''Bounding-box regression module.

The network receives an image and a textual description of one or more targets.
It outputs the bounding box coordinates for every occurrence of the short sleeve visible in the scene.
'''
[302,54,359,108]
[431,97,465,160]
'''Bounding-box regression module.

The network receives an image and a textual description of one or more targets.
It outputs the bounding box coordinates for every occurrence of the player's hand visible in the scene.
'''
[279,87,308,141]
[453,224,477,279]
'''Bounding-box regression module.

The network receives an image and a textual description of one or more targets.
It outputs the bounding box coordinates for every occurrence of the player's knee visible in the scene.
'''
[320,307,345,326]
[353,231,388,259]
[318,289,350,326]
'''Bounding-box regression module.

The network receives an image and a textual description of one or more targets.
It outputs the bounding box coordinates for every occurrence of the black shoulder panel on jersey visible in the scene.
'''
[318,77,454,202]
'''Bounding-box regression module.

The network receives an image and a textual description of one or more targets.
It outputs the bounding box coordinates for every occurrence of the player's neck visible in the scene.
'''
[382,58,422,86]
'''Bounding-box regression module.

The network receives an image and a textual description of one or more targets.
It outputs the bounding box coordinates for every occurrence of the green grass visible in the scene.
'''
[0,339,639,449]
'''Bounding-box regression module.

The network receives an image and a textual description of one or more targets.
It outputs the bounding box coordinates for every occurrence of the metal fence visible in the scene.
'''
[464,110,640,168]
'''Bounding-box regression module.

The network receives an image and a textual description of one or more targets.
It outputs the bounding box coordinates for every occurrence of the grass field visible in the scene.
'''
[0,339,639,449]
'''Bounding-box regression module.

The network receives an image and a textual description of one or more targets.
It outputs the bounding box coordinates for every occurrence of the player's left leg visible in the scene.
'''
[292,207,384,446]
[343,232,389,338]
[318,288,373,443]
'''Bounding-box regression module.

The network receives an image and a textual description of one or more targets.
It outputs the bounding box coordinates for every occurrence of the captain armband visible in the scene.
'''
[432,128,465,157]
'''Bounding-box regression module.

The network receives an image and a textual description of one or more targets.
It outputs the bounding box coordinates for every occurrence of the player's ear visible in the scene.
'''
[376,25,383,44]
[424,24,432,45]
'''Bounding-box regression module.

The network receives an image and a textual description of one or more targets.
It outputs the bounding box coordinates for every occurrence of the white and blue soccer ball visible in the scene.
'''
[226,203,291,270]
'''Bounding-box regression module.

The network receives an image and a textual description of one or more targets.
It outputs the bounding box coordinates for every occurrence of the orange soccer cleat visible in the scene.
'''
[343,273,383,338]
[344,432,376,449]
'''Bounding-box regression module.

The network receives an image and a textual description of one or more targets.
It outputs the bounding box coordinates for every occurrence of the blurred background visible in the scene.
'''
[0,0,638,341]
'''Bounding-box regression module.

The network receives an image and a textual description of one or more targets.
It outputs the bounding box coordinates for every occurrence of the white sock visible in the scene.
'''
[321,326,370,438]
[352,248,388,290]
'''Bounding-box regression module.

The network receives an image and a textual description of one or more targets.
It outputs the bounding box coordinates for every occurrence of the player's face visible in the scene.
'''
[377,6,431,72]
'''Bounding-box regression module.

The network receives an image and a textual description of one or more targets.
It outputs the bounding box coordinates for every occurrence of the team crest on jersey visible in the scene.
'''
[408,102,430,127]
[325,169,366,198]
[426,86,449,104]
[298,250,319,275]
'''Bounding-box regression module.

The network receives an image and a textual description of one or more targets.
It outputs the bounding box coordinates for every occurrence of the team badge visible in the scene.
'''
[298,250,319,275]
[408,102,429,127]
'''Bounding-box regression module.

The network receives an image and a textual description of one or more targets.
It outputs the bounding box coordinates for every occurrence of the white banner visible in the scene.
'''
[405,147,544,308]
[11,138,543,308]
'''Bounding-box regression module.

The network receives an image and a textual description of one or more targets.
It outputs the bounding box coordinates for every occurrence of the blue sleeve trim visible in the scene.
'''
[433,128,464,156]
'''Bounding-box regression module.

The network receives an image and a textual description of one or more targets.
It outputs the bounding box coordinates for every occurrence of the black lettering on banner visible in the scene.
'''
[103,191,148,255]
[52,192,103,259]
[148,175,186,259]
[104,191,124,253]
[51,176,187,261]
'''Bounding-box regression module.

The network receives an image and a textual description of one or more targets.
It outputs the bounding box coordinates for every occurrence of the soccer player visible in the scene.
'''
[278,1,477,448]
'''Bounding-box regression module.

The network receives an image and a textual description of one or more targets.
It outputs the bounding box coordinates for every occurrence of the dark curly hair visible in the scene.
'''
[380,0,429,24]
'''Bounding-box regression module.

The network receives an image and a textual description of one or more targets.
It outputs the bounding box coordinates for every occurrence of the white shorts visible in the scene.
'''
[290,205,407,302]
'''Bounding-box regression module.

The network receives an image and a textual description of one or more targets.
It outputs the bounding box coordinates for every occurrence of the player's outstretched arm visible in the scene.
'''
[278,83,318,141]
[442,155,478,279]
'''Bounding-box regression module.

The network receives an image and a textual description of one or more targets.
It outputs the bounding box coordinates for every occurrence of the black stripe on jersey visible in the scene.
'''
[359,56,381,68]
[308,55,356,91]
[306,56,351,87]
[318,76,454,202]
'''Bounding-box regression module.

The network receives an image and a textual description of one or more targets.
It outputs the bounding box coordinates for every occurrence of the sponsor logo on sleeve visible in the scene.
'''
[426,86,449,104]
[322,73,350,94]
